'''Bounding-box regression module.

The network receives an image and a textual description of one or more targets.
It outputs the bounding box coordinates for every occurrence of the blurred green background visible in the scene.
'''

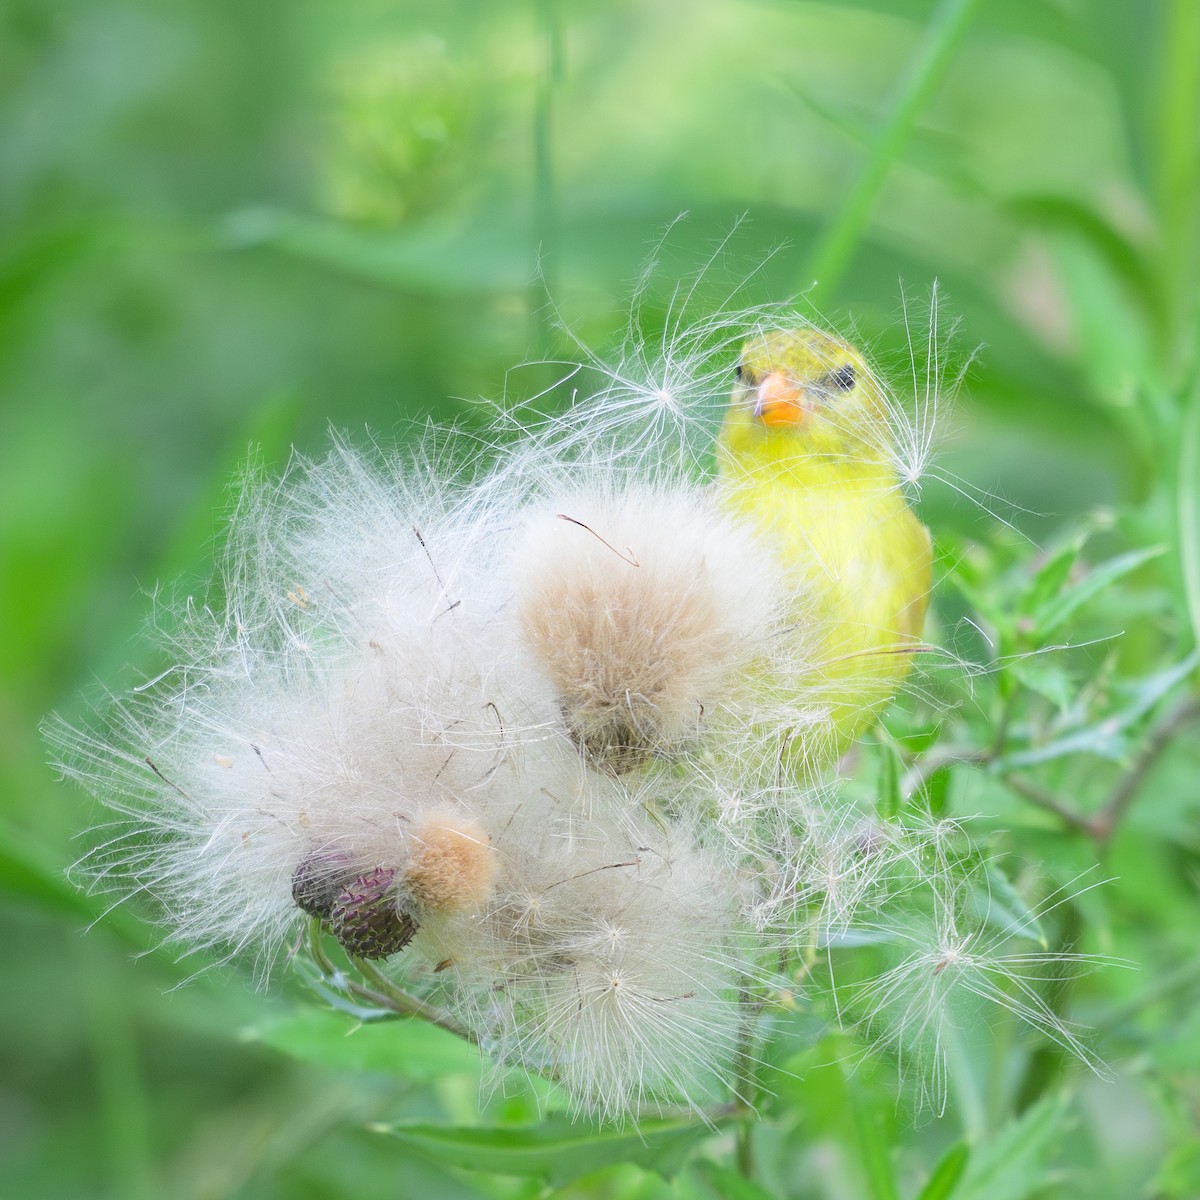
[3,0,1198,1197]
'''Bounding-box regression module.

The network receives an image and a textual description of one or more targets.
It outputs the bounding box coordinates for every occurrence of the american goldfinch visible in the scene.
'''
[716,328,931,756]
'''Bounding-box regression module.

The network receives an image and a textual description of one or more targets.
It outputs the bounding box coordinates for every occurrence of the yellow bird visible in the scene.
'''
[716,327,932,760]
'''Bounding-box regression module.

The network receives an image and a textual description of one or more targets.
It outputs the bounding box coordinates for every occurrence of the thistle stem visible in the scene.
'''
[902,691,1200,846]
[1091,692,1200,845]
[305,921,468,1038]
[730,977,767,1179]
[352,956,471,1038]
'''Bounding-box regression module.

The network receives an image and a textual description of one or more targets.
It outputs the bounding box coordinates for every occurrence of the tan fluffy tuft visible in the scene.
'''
[404,813,498,914]
[513,488,781,771]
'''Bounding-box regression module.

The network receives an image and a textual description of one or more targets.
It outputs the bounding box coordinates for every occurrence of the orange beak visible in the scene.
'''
[753,373,807,427]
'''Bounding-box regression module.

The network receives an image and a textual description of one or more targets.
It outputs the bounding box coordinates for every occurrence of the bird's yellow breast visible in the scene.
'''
[717,451,931,752]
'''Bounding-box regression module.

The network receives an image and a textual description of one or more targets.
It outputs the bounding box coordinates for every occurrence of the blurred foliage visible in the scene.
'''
[2,0,1198,1197]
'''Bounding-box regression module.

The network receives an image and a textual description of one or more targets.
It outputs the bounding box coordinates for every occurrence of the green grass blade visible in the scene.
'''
[917,1141,971,1200]
[1179,367,1200,653]
[804,0,982,303]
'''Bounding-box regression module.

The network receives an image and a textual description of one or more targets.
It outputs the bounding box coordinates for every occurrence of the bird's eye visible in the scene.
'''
[828,364,856,391]
[734,361,747,384]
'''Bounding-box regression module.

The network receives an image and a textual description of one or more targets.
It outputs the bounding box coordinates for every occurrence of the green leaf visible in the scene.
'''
[1008,659,1073,713]
[995,652,1200,769]
[1119,652,1200,718]
[243,1005,483,1082]
[923,761,952,817]
[152,390,302,588]
[956,1092,1071,1200]
[1044,230,1156,412]
[1153,1140,1200,1198]
[916,1141,970,1200]
[222,206,529,294]
[383,1117,716,1186]
[1179,367,1200,652]
[693,1161,781,1200]
[993,724,1127,770]
[844,1065,900,1200]
[802,0,983,302]
[974,865,1047,947]
[877,742,902,819]
[1005,196,1161,325]
[940,541,999,623]
[0,822,150,949]
[0,826,93,918]
[1021,536,1084,623]
[1034,546,1163,637]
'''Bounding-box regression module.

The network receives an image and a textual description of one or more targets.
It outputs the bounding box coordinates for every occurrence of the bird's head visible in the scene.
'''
[719,328,893,474]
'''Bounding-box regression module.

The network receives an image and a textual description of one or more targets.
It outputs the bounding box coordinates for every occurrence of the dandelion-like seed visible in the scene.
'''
[843,868,1116,1114]
[468,815,747,1122]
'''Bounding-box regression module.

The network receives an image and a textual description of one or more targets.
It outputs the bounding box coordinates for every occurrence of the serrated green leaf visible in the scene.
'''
[956,1092,1071,1200]
[1034,546,1163,637]
[916,1141,970,1200]
[384,1117,715,1185]
[243,1005,483,1081]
